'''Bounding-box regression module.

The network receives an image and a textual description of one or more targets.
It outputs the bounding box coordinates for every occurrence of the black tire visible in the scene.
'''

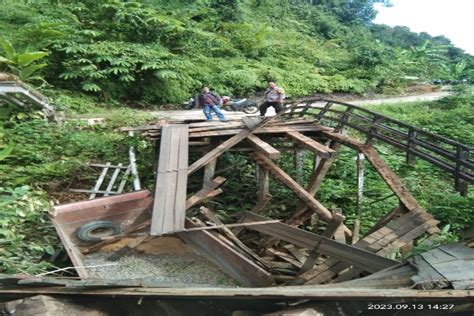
[76,220,122,243]
[243,103,259,114]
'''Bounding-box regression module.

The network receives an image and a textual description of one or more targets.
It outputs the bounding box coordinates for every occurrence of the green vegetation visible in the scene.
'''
[0,0,472,273]
[0,0,473,104]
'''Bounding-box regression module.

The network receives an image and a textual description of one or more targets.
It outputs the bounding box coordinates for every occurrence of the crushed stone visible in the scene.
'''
[83,252,239,287]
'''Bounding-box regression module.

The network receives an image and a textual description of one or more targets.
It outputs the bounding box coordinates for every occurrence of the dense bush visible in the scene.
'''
[0,0,472,105]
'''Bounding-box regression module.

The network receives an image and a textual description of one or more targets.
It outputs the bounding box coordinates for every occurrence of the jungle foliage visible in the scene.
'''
[0,0,472,104]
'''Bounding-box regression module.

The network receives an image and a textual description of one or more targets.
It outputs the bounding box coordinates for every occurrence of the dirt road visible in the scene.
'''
[150,90,451,121]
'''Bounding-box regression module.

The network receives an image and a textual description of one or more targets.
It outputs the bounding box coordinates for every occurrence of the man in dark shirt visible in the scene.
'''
[197,86,227,122]
[259,80,286,116]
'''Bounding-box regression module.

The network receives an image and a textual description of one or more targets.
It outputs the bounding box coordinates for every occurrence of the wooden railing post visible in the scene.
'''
[315,101,332,121]
[335,106,354,132]
[455,145,469,196]
[365,115,382,145]
[406,127,418,165]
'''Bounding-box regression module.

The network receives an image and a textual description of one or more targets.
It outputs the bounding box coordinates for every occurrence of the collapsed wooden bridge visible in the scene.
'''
[2,98,473,313]
[85,98,466,288]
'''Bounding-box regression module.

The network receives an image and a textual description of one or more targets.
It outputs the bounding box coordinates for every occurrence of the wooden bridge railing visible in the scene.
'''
[283,98,473,195]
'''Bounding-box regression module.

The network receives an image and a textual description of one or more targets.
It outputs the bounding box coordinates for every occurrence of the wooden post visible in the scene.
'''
[365,115,382,145]
[353,152,365,244]
[335,106,354,132]
[294,148,305,184]
[203,158,217,189]
[313,152,321,171]
[256,163,270,199]
[455,145,469,196]
[406,128,418,165]
[128,131,141,191]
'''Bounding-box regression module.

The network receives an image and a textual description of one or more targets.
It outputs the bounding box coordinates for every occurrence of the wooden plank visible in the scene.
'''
[252,152,352,237]
[287,141,341,226]
[184,125,332,139]
[151,125,172,235]
[187,110,297,176]
[177,218,274,287]
[243,213,398,273]
[106,236,150,261]
[232,194,272,235]
[199,207,272,270]
[0,286,474,303]
[334,226,346,243]
[284,245,307,264]
[409,255,449,290]
[116,166,131,194]
[174,126,189,231]
[414,245,474,290]
[267,248,302,268]
[70,189,121,195]
[303,213,435,285]
[246,134,281,159]
[161,126,180,233]
[440,243,474,259]
[364,205,405,236]
[242,116,262,129]
[89,162,110,199]
[186,176,226,209]
[188,129,251,175]
[0,286,471,299]
[290,211,345,285]
[286,130,335,158]
[186,105,304,175]
[151,125,188,235]
[106,219,282,237]
[144,125,322,138]
[298,211,344,275]
[104,163,123,196]
[202,159,217,189]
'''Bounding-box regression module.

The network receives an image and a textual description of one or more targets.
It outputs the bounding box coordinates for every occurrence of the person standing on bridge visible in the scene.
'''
[197,86,227,122]
[259,80,286,117]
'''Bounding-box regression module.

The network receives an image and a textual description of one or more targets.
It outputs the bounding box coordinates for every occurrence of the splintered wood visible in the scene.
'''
[55,106,458,289]
[151,125,189,235]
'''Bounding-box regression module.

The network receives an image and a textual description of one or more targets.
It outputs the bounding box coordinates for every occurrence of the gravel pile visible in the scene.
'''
[83,252,239,287]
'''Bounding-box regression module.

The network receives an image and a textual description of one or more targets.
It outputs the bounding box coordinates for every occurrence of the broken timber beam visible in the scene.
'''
[177,218,275,287]
[299,212,345,272]
[303,211,439,284]
[187,176,226,209]
[322,131,439,234]
[286,130,335,158]
[187,103,300,175]
[287,141,341,226]
[199,207,273,270]
[202,159,217,189]
[242,213,398,273]
[251,152,351,236]
[246,134,281,159]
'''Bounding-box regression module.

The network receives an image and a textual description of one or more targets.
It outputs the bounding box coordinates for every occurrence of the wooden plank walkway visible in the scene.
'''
[151,125,189,235]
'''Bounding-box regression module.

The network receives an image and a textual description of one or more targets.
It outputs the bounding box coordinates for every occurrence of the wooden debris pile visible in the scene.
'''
[48,101,468,290]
